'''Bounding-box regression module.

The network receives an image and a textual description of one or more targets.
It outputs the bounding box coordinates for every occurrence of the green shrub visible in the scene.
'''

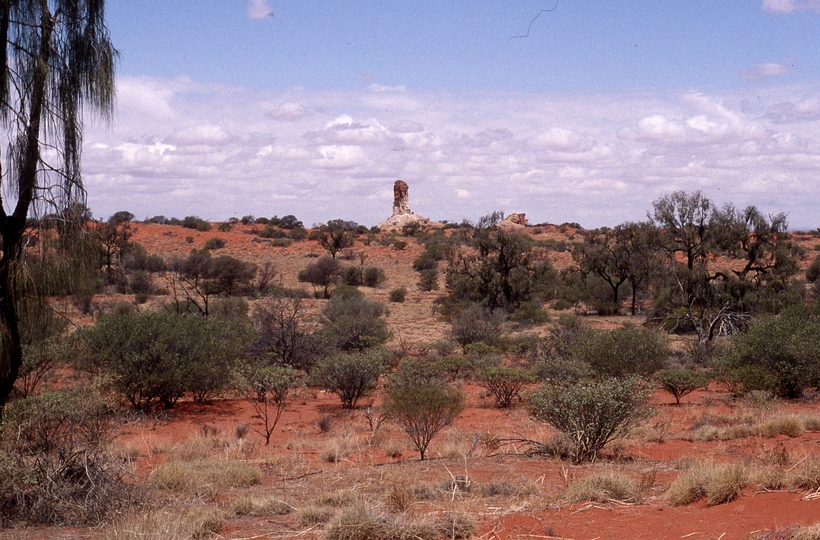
[392,240,407,251]
[384,382,465,460]
[320,293,390,351]
[530,357,592,383]
[203,237,226,250]
[436,355,474,381]
[389,287,407,303]
[528,377,654,463]
[417,268,439,291]
[86,312,252,409]
[362,267,386,287]
[569,325,669,378]
[477,366,534,408]
[311,351,386,408]
[240,364,300,445]
[450,305,506,350]
[656,368,711,404]
[715,306,820,398]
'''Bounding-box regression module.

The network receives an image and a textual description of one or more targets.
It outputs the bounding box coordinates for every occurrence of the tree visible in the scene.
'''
[650,190,713,270]
[446,212,543,312]
[317,219,357,258]
[298,255,341,299]
[253,295,321,370]
[656,368,710,404]
[0,1,116,408]
[241,364,300,445]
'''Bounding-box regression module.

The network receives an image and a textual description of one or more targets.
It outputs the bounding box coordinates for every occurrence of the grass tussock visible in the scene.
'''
[690,413,811,442]
[296,505,336,527]
[793,523,820,540]
[104,507,224,540]
[668,463,747,506]
[229,495,294,517]
[147,458,261,495]
[564,471,641,503]
[786,456,820,491]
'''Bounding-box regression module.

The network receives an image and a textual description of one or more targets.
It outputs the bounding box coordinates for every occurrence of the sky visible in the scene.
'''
[83,0,820,229]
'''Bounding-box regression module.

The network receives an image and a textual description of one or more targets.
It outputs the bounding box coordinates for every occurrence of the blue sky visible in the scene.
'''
[85,1,820,228]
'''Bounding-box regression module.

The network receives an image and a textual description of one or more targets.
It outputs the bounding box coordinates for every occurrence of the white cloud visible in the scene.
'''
[762,0,820,12]
[82,76,820,229]
[739,61,790,82]
[247,0,274,20]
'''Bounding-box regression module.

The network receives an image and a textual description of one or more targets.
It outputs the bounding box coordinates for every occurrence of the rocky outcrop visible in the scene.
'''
[497,213,529,229]
[377,180,438,231]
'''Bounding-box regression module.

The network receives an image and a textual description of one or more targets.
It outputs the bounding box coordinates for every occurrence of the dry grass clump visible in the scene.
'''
[706,463,747,505]
[321,432,361,463]
[313,489,358,508]
[104,506,224,540]
[785,456,820,490]
[438,512,476,540]
[690,414,808,442]
[385,484,416,513]
[793,523,820,540]
[753,466,787,490]
[229,495,294,517]
[564,471,641,503]
[324,504,441,540]
[296,505,336,527]
[147,458,262,496]
[668,463,747,506]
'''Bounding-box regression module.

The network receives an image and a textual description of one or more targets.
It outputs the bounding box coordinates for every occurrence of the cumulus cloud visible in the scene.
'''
[739,61,790,82]
[247,0,274,20]
[82,75,820,229]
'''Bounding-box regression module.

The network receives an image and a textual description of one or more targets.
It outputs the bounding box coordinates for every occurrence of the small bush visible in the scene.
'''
[450,305,506,350]
[528,377,654,463]
[384,382,465,460]
[477,366,534,408]
[530,356,592,383]
[203,237,226,250]
[311,351,386,408]
[363,267,386,287]
[393,240,407,250]
[656,368,711,404]
[320,293,391,351]
[565,471,640,503]
[569,325,669,378]
[389,287,407,303]
[417,268,439,291]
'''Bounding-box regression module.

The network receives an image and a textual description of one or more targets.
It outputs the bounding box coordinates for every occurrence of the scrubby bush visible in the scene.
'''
[311,351,386,408]
[477,366,534,408]
[715,305,820,398]
[298,256,341,299]
[253,295,323,370]
[417,268,439,291]
[362,266,386,287]
[568,325,669,378]
[384,380,465,460]
[320,292,390,351]
[656,368,711,404]
[389,287,407,303]
[85,312,252,409]
[0,389,135,525]
[240,364,300,445]
[450,305,506,350]
[203,237,226,250]
[530,356,593,384]
[528,376,654,463]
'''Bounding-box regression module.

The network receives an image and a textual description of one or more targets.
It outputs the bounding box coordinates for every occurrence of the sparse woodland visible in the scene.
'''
[4,193,820,539]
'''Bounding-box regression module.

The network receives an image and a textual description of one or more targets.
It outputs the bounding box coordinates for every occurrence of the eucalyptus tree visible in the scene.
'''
[0,1,116,407]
